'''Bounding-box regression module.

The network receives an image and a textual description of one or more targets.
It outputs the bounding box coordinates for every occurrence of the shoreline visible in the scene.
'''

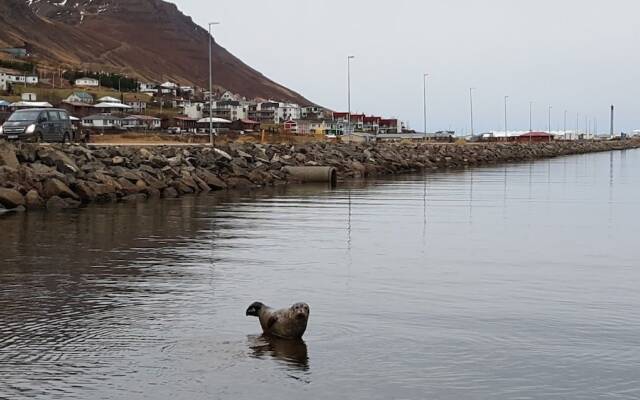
[0,139,639,214]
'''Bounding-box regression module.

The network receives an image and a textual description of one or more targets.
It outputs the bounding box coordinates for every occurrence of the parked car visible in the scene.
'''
[0,108,74,143]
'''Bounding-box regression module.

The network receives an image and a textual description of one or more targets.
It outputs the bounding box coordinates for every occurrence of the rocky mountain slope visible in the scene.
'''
[0,0,311,104]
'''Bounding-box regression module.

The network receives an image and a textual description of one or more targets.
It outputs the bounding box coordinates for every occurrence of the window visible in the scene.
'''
[47,111,60,121]
[57,111,69,120]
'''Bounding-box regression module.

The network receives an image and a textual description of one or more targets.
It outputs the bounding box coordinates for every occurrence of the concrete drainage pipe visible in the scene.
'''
[283,166,338,186]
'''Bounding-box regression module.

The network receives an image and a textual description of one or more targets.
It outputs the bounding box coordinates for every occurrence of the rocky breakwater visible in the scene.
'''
[0,139,638,213]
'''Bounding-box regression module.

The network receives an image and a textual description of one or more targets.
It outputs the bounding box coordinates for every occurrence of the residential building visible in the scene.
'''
[139,82,158,94]
[172,116,199,132]
[363,116,381,133]
[179,86,195,95]
[277,103,301,122]
[0,68,38,86]
[301,106,330,120]
[211,100,247,121]
[184,103,205,119]
[248,103,277,123]
[219,91,239,101]
[286,119,326,135]
[75,77,100,87]
[122,115,161,130]
[379,119,402,134]
[21,93,37,101]
[98,96,122,103]
[160,82,178,95]
[123,94,148,113]
[81,114,124,129]
[64,91,94,104]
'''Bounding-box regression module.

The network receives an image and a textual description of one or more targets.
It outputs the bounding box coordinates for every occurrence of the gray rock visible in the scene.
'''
[162,187,179,198]
[0,188,25,208]
[25,189,45,209]
[46,196,68,210]
[44,178,79,200]
[0,142,20,170]
[37,148,79,174]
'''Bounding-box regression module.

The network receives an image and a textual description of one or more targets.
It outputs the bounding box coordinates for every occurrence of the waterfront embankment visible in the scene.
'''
[0,139,638,213]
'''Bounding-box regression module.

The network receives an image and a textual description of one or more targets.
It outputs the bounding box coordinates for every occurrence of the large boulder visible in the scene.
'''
[25,190,45,209]
[0,142,20,170]
[196,169,228,190]
[43,178,79,200]
[0,188,25,208]
[37,148,79,174]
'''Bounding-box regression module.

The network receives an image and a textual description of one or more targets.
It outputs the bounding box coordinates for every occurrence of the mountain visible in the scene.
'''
[0,0,312,104]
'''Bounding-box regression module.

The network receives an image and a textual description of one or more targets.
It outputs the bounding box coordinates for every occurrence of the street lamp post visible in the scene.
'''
[347,56,355,136]
[504,96,509,142]
[469,88,475,137]
[564,110,567,140]
[208,22,220,147]
[529,101,533,144]
[423,73,429,140]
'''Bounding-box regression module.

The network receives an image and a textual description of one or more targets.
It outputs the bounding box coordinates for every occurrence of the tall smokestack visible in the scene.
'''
[610,105,615,137]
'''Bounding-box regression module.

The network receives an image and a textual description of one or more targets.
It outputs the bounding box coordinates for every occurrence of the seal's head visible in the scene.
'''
[290,303,310,321]
[246,302,265,317]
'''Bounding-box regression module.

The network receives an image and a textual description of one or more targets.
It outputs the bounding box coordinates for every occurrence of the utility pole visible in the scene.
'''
[208,22,220,147]
[548,105,552,134]
[504,96,509,142]
[576,113,580,140]
[347,55,355,136]
[469,88,475,137]
[529,101,533,132]
[610,105,615,137]
[564,110,567,140]
[423,73,429,139]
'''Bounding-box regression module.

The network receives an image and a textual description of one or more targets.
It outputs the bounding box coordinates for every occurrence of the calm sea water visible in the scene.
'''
[1,149,639,399]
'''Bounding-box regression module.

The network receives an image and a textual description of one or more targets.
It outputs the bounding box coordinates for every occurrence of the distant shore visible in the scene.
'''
[0,139,639,213]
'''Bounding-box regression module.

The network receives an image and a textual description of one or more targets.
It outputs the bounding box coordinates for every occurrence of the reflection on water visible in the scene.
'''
[248,335,310,372]
[1,150,640,399]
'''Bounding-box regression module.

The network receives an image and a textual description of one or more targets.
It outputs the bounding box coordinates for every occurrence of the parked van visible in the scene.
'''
[0,108,74,143]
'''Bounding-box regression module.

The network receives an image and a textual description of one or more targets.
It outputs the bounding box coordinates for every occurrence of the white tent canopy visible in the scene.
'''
[197,117,231,124]
[94,102,132,109]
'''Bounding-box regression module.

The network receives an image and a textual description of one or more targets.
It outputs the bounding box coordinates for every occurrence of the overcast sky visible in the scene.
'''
[176,0,639,134]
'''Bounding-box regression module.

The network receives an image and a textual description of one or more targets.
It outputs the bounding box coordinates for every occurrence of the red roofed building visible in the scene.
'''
[518,131,554,143]
[363,116,381,133]
[380,119,401,134]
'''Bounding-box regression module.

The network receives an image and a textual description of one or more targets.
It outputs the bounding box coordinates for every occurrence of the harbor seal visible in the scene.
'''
[246,302,310,340]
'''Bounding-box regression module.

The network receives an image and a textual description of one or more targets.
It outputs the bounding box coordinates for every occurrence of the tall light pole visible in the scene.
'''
[547,105,552,134]
[423,73,429,139]
[576,113,580,140]
[504,95,509,142]
[563,110,567,140]
[529,101,533,132]
[469,88,475,137]
[208,22,220,147]
[347,55,355,136]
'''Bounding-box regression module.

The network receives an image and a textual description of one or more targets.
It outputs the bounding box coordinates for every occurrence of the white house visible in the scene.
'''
[122,115,161,130]
[0,67,38,86]
[21,93,37,101]
[184,103,205,119]
[179,86,195,95]
[82,114,123,129]
[212,100,248,121]
[277,103,301,122]
[64,91,94,104]
[75,77,100,87]
[138,82,158,93]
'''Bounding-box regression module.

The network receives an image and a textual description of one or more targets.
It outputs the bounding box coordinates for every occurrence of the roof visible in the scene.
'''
[83,114,124,121]
[10,101,53,108]
[237,119,260,124]
[94,102,132,109]
[197,117,232,124]
[97,96,122,103]
[76,77,99,81]
[173,116,198,121]
[0,100,10,106]
[124,115,160,121]
[62,100,95,107]
[0,67,23,76]
[71,91,94,99]
[520,131,554,137]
